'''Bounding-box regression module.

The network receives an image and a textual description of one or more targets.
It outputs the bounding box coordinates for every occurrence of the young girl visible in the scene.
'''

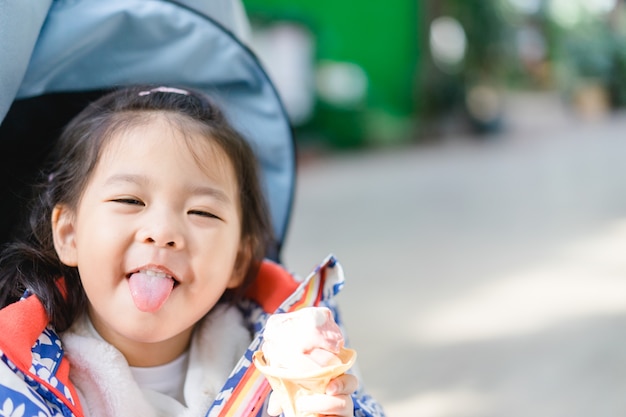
[0,86,385,416]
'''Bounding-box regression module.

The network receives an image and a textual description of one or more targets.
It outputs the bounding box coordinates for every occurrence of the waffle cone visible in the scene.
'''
[253,347,356,417]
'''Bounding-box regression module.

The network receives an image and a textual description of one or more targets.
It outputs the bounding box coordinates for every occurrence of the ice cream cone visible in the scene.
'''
[253,347,357,417]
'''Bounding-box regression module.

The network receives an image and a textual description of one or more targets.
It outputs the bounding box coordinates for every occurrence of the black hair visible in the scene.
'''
[0,85,274,331]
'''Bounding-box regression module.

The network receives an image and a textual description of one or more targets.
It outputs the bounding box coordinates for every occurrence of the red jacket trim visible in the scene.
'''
[244,259,300,313]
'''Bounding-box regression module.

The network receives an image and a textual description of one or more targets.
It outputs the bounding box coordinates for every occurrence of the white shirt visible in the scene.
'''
[130,351,190,413]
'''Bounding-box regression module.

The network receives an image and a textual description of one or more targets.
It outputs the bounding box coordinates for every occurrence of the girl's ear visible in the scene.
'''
[52,205,78,267]
[227,237,253,289]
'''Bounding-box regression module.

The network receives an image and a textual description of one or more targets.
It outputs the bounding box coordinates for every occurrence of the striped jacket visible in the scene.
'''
[0,256,385,416]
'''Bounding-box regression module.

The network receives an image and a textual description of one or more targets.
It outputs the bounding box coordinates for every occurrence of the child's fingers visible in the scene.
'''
[268,375,358,416]
[326,373,359,395]
[293,374,358,417]
[296,392,353,417]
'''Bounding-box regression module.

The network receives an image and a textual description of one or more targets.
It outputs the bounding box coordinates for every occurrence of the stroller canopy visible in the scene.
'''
[0,0,295,259]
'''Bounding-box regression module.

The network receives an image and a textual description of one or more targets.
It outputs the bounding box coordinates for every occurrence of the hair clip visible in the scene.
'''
[138,86,191,97]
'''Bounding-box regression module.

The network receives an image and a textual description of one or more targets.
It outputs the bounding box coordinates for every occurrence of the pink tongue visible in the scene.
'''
[128,272,174,313]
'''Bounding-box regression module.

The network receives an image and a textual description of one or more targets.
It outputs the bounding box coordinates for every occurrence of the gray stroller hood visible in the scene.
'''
[0,0,295,259]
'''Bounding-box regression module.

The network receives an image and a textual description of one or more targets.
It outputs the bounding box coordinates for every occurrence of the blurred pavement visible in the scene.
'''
[281,92,626,417]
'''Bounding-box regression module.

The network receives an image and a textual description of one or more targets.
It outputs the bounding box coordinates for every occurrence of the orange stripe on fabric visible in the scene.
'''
[221,366,271,417]
[221,365,255,414]
[290,272,325,313]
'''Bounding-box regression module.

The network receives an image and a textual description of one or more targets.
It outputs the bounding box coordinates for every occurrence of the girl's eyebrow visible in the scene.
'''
[104,174,147,188]
[187,185,232,205]
[104,174,232,204]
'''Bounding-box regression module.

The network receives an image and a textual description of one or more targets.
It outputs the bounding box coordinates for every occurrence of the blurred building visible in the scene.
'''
[242,0,420,148]
[242,0,626,148]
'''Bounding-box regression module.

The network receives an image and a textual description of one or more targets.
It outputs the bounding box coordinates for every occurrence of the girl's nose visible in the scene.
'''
[137,214,185,249]
[144,236,177,248]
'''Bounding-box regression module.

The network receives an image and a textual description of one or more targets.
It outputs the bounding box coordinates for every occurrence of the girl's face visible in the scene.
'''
[52,115,247,366]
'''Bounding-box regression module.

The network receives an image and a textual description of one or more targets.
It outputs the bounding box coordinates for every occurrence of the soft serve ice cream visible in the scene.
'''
[253,307,357,417]
[261,307,344,372]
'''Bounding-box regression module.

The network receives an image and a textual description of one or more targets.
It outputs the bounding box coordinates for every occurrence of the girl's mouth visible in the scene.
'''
[132,269,180,287]
[126,266,181,287]
[127,267,180,312]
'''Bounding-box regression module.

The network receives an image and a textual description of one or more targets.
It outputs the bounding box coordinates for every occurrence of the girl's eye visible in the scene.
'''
[111,198,144,206]
[188,210,221,220]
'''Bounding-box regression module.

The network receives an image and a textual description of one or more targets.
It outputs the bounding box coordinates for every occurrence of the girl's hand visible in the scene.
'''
[267,373,359,417]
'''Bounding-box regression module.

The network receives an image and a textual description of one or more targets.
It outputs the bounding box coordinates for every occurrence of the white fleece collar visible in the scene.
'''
[61,304,252,417]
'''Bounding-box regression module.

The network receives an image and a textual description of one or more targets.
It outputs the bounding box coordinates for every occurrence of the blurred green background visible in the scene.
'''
[242,0,626,148]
